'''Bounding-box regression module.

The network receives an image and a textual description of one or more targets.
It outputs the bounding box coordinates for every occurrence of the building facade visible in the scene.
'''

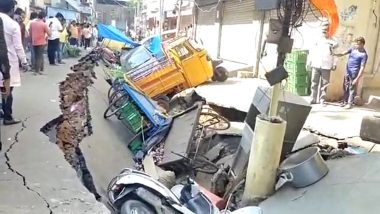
[195,0,380,102]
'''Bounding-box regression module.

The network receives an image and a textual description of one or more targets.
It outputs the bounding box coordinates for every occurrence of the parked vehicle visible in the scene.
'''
[116,37,228,108]
[107,168,262,214]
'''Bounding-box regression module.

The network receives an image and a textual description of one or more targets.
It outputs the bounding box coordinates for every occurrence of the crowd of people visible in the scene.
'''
[27,12,99,73]
[0,0,100,126]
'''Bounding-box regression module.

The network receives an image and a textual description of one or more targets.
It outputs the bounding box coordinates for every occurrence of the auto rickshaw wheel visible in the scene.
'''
[213,66,228,82]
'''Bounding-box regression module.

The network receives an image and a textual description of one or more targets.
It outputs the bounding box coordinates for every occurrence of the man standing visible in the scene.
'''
[47,13,63,65]
[307,22,338,106]
[26,12,38,69]
[30,11,51,75]
[335,37,368,109]
[57,18,66,64]
[82,24,92,50]
[0,0,28,125]
[68,20,79,46]
[92,24,98,45]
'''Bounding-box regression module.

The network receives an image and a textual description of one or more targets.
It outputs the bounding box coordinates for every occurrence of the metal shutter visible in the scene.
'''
[220,0,261,65]
[195,4,219,58]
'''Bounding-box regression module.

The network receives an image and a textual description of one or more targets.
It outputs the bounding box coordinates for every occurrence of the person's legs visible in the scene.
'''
[30,45,35,69]
[47,39,55,64]
[310,68,321,104]
[69,38,74,46]
[2,87,19,125]
[54,39,60,64]
[56,43,62,63]
[33,45,41,73]
[36,45,45,73]
[342,75,350,106]
[319,69,331,104]
[85,38,90,49]
[347,76,357,108]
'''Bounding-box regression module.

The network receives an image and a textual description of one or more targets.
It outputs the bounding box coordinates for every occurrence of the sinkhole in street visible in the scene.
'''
[39,61,102,202]
[40,116,101,201]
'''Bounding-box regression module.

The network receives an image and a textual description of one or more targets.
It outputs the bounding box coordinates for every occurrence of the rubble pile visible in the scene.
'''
[41,51,101,200]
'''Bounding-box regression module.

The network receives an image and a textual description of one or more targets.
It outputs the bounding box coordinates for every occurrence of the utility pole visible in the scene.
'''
[176,0,183,37]
[159,0,164,39]
[269,1,292,116]
[242,0,293,204]
[254,11,266,77]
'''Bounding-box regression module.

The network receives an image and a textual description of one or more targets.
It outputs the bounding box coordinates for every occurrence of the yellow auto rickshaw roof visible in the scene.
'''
[165,37,189,49]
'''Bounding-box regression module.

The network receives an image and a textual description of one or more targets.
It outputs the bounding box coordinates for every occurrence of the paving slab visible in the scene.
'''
[0,59,117,213]
[195,78,378,140]
[260,153,380,214]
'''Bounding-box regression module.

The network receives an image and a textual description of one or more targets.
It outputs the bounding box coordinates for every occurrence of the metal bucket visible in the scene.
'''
[276,147,329,189]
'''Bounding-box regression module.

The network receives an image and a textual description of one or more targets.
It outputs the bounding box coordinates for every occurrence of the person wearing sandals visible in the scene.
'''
[335,37,368,109]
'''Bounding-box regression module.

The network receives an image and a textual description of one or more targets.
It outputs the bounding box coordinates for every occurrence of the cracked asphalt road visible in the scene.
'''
[0,57,133,213]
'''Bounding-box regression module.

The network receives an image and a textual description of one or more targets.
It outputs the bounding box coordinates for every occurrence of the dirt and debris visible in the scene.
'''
[40,52,101,201]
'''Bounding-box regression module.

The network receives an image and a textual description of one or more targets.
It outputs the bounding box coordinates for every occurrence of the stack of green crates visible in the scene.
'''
[284,50,309,96]
[118,101,144,134]
[117,100,146,155]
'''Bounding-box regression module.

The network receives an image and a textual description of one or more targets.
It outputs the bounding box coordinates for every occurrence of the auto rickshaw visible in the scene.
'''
[118,37,228,109]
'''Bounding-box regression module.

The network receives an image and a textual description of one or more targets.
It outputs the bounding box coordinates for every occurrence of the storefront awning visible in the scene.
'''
[65,0,92,14]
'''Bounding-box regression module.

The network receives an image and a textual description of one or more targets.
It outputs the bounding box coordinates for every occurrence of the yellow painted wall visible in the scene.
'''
[327,0,375,101]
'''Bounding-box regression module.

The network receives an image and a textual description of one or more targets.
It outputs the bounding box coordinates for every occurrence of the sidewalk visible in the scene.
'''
[0,58,132,213]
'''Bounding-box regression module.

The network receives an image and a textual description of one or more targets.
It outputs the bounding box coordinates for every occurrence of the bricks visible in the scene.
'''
[360,115,380,144]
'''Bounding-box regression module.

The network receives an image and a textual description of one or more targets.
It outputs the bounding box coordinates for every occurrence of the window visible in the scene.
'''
[120,46,153,71]
[173,44,192,60]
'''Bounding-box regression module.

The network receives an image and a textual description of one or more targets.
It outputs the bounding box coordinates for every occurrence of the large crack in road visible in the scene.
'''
[41,53,103,203]
[4,118,53,214]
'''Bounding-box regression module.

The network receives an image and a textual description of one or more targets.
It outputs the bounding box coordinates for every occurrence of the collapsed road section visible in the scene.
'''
[41,51,101,201]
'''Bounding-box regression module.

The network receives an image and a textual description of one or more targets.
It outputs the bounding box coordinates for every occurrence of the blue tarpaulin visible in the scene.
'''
[149,36,164,58]
[98,24,140,47]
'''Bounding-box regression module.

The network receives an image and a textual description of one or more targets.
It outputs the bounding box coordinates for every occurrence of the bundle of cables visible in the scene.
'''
[276,0,309,28]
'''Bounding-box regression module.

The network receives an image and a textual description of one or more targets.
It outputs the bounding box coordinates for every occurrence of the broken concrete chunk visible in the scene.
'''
[143,154,159,180]
[360,115,380,144]
[292,132,320,151]
[216,154,234,168]
[205,144,225,162]
[156,167,176,189]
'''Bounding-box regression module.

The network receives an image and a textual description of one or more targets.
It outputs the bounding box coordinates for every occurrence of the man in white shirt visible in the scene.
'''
[307,22,338,106]
[92,24,98,45]
[47,13,63,65]
[0,0,28,125]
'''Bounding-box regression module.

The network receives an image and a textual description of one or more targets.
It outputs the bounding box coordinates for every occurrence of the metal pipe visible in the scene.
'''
[159,0,164,39]
[254,11,266,77]
[176,0,183,37]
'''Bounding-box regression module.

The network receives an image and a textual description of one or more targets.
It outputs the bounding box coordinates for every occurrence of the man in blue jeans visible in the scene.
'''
[335,37,368,109]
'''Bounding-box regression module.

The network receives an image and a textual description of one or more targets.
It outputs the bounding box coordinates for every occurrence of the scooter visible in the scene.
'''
[107,168,262,214]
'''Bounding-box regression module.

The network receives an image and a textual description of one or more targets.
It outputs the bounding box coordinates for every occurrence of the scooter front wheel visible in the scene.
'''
[120,199,155,214]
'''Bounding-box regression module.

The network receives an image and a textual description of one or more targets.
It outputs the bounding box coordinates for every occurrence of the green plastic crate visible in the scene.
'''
[287,73,309,86]
[119,102,144,134]
[128,138,143,155]
[285,61,307,75]
[285,85,309,96]
[286,50,308,63]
